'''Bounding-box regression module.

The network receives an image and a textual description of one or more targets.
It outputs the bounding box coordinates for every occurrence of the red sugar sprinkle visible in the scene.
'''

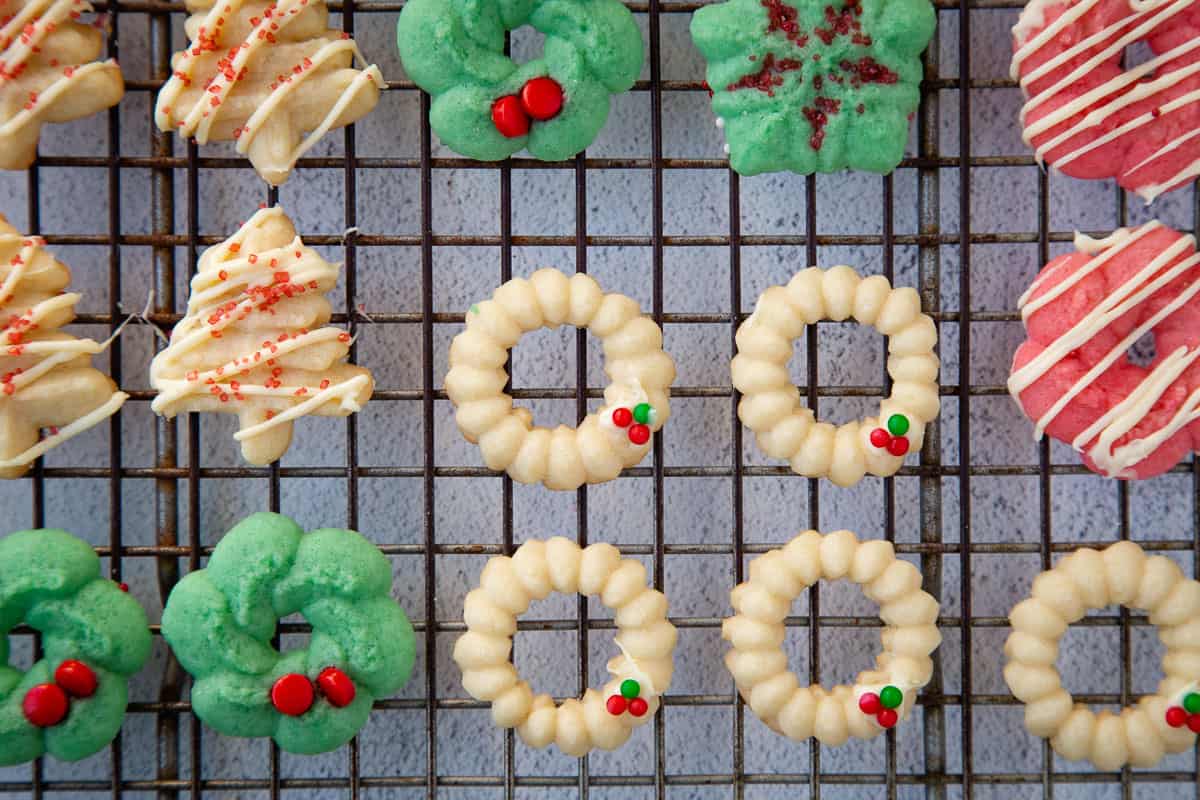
[727,52,802,96]
[320,379,330,389]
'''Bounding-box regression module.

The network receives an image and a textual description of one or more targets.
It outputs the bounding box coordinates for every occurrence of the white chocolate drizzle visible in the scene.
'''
[1010,0,1200,202]
[1008,220,1200,477]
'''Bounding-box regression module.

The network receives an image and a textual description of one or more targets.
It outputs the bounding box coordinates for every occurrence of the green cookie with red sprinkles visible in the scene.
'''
[396,0,644,161]
[161,512,416,755]
[0,528,151,766]
[691,0,935,176]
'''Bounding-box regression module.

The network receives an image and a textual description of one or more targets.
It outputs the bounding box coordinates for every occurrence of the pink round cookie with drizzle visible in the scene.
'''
[1008,221,1200,479]
[1011,0,1200,202]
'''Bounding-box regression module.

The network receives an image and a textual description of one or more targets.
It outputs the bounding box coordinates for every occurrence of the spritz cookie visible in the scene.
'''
[0,216,128,478]
[0,0,125,170]
[149,206,373,465]
[723,530,941,744]
[154,0,385,186]
[445,268,676,491]
[1004,541,1200,770]
[453,537,676,756]
[732,266,940,486]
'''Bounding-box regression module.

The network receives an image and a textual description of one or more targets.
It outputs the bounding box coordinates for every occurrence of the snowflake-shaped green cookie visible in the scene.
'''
[690,0,935,176]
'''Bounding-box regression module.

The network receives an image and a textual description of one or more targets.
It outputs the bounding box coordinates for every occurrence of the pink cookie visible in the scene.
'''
[1009,221,1200,479]
[1010,0,1200,203]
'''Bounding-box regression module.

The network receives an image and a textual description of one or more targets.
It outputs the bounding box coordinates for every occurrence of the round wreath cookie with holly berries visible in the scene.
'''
[732,266,939,487]
[1004,541,1200,770]
[445,268,675,491]
[161,513,415,755]
[723,530,941,744]
[0,528,151,766]
[691,0,935,176]
[454,538,676,756]
[395,0,643,161]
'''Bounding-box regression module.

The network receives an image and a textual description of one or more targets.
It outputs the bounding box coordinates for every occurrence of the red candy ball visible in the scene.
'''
[606,694,628,715]
[628,424,651,445]
[317,667,356,708]
[612,407,633,428]
[876,708,898,728]
[520,77,564,121]
[628,697,649,717]
[271,673,315,716]
[858,692,881,715]
[1189,714,1200,734]
[491,95,529,138]
[869,428,891,449]
[23,683,69,728]
[1166,706,1188,727]
[887,436,910,457]
[55,659,98,698]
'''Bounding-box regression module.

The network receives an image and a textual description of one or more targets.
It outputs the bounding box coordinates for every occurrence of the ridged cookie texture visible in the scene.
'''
[445,268,675,490]
[723,530,941,745]
[454,538,676,756]
[733,266,939,486]
[1004,541,1200,770]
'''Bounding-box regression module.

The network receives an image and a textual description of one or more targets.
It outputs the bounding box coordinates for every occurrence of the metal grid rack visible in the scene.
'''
[3,0,1200,796]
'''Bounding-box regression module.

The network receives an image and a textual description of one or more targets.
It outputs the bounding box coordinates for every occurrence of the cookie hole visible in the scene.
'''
[510,26,547,64]
[1054,606,1168,707]
[1128,330,1157,368]
[5,632,35,671]
[1123,40,1157,73]
[508,324,586,428]
[779,578,885,688]
[511,594,582,699]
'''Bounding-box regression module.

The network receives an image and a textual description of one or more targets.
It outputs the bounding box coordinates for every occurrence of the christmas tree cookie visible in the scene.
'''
[0,0,125,170]
[155,0,385,186]
[691,0,935,176]
[0,216,128,478]
[149,206,373,465]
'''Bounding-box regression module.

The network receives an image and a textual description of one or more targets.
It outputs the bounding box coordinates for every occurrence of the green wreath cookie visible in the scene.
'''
[0,529,151,766]
[161,513,415,755]
[396,0,644,161]
[691,0,935,176]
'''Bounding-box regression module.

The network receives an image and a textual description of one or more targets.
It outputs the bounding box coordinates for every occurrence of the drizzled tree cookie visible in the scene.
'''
[690,0,934,176]
[149,206,373,465]
[0,0,124,170]
[155,0,385,185]
[0,216,127,479]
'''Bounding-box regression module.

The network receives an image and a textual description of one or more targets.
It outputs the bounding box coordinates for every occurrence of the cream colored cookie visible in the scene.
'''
[0,215,127,478]
[1004,541,1200,770]
[453,538,676,756]
[723,530,941,744]
[149,205,372,465]
[732,267,940,486]
[445,269,676,491]
[154,0,384,186]
[0,0,124,170]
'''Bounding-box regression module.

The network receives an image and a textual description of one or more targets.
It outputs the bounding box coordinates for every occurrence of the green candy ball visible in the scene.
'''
[620,679,640,699]
[886,414,909,437]
[879,685,903,709]
[1184,692,1200,714]
[633,403,654,425]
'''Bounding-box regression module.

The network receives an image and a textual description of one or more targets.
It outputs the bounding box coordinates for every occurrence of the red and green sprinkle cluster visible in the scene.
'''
[1165,691,1200,732]
[606,678,649,717]
[870,413,911,456]
[858,684,902,728]
[611,402,656,445]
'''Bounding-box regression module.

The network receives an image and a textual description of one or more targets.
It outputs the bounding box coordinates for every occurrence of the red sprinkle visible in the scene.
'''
[491,95,529,138]
[628,423,651,445]
[271,674,314,716]
[877,708,898,728]
[54,660,98,698]
[869,428,891,449]
[612,407,633,428]
[1189,714,1200,734]
[858,691,881,715]
[606,694,628,715]
[886,436,909,457]
[519,76,564,121]
[628,697,649,717]
[317,667,356,708]
[23,684,69,727]
[1166,706,1188,728]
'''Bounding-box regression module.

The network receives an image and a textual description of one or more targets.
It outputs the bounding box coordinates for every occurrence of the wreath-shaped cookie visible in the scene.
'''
[690,0,935,176]
[0,528,151,766]
[732,266,940,486]
[445,268,675,490]
[453,538,676,756]
[1004,541,1200,769]
[161,512,415,754]
[723,530,941,744]
[396,0,643,161]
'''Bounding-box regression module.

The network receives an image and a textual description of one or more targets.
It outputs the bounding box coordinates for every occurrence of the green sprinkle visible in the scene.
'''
[886,414,909,437]
[633,403,653,425]
[620,679,640,699]
[468,304,480,315]
[1184,692,1200,714]
[879,685,903,710]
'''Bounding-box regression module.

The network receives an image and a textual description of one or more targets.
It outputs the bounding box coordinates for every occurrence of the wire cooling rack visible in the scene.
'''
[2,0,1200,797]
